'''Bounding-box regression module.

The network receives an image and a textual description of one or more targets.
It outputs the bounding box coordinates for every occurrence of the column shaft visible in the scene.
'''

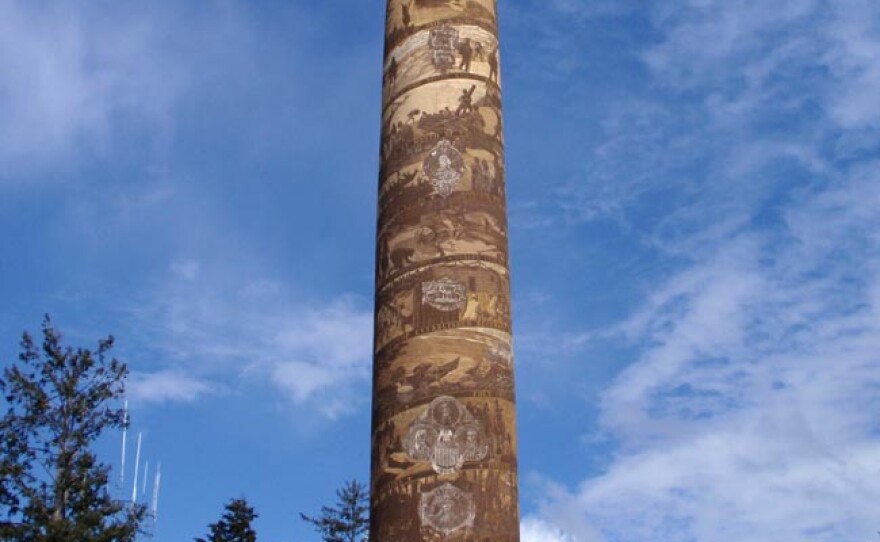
[372,1,519,540]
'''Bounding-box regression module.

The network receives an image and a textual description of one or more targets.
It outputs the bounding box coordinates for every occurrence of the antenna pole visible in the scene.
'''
[118,400,128,489]
[151,462,161,520]
[142,461,149,497]
[131,432,142,504]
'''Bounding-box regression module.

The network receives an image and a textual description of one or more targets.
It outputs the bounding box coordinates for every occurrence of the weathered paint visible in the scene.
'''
[372,1,520,540]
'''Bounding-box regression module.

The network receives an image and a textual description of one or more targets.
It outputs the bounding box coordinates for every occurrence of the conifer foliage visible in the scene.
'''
[300,480,369,542]
[195,497,258,542]
[0,316,144,542]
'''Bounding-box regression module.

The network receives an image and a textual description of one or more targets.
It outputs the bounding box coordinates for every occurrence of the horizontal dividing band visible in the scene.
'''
[377,167,507,219]
[374,261,510,297]
[383,72,501,114]
[377,182,508,223]
[377,184,507,227]
[372,389,517,416]
[374,466,517,502]
[375,318,513,354]
[377,253,510,294]
[378,191,506,227]
[384,16,498,59]
[375,259,509,295]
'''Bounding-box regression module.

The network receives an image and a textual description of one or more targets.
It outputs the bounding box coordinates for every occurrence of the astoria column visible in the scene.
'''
[372,0,519,540]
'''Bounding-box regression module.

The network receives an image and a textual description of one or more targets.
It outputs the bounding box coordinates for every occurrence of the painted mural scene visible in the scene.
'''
[374,0,521,539]
[2,0,879,541]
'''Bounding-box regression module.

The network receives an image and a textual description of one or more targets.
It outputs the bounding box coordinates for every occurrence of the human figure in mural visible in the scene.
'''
[458,39,473,72]
[473,41,485,61]
[456,85,477,116]
[473,159,492,193]
[478,159,495,192]
[402,3,411,27]
[488,48,499,82]
[387,55,398,83]
[471,159,486,191]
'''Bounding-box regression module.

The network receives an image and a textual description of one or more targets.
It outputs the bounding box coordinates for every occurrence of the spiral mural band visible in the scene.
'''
[372,1,520,540]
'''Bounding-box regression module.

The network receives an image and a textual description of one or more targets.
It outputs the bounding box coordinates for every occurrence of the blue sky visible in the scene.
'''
[1,0,879,541]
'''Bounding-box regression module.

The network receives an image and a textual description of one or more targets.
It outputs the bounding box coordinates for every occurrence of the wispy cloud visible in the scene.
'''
[528,0,880,540]
[0,1,263,181]
[120,261,373,419]
[269,298,374,418]
[521,516,579,542]
[0,2,185,177]
[538,173,880,540]
[128,370,214,405]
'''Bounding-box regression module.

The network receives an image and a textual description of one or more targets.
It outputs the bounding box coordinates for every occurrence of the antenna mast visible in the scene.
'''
[118,400,128,489]
[142,460,149,497]
[131,432,142,504]
[151,463,162,520]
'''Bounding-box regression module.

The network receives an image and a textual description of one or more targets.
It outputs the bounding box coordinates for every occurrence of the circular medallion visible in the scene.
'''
[419,483,475,536]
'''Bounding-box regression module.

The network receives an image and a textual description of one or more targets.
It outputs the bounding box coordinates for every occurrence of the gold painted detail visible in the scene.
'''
[405,396,489,474]
[422,277,467,311]
[419,483,476,536]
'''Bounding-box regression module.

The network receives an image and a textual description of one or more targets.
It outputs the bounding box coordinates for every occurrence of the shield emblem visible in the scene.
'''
[433,430,464,474]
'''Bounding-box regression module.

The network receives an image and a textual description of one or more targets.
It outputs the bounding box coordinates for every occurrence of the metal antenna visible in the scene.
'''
[142,461,149,497]
[131,432,142,504]
[118,400,128,489]
[151,462,161,520]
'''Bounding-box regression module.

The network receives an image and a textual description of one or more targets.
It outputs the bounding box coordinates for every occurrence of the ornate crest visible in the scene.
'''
[423,139,464,197]
[428,25,459,70]
[422,278,467,311]
[404,396,488,475]
[419,483,475,536]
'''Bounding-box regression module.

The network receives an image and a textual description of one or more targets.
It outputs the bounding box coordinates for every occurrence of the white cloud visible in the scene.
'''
[546,0,634,20]
[170,260,200,281]
[0,2,186,176]
[521,517,578,542]
[271,298,373,368]
[128,370,213,405]
[537,175,880,540]
[0,1,266,180]
[823,0,880,129]
[557,0,880,234]
[528,0,880,540]
[269,298,374,418]
[121,268,373,418]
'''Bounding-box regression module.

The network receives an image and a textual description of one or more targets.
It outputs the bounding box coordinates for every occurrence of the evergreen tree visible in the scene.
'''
[300,480,369,542]
[195,497,258,542]
[0,316,145,542]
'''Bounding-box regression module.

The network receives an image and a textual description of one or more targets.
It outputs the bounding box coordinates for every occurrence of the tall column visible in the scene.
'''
[372,1,519,540]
